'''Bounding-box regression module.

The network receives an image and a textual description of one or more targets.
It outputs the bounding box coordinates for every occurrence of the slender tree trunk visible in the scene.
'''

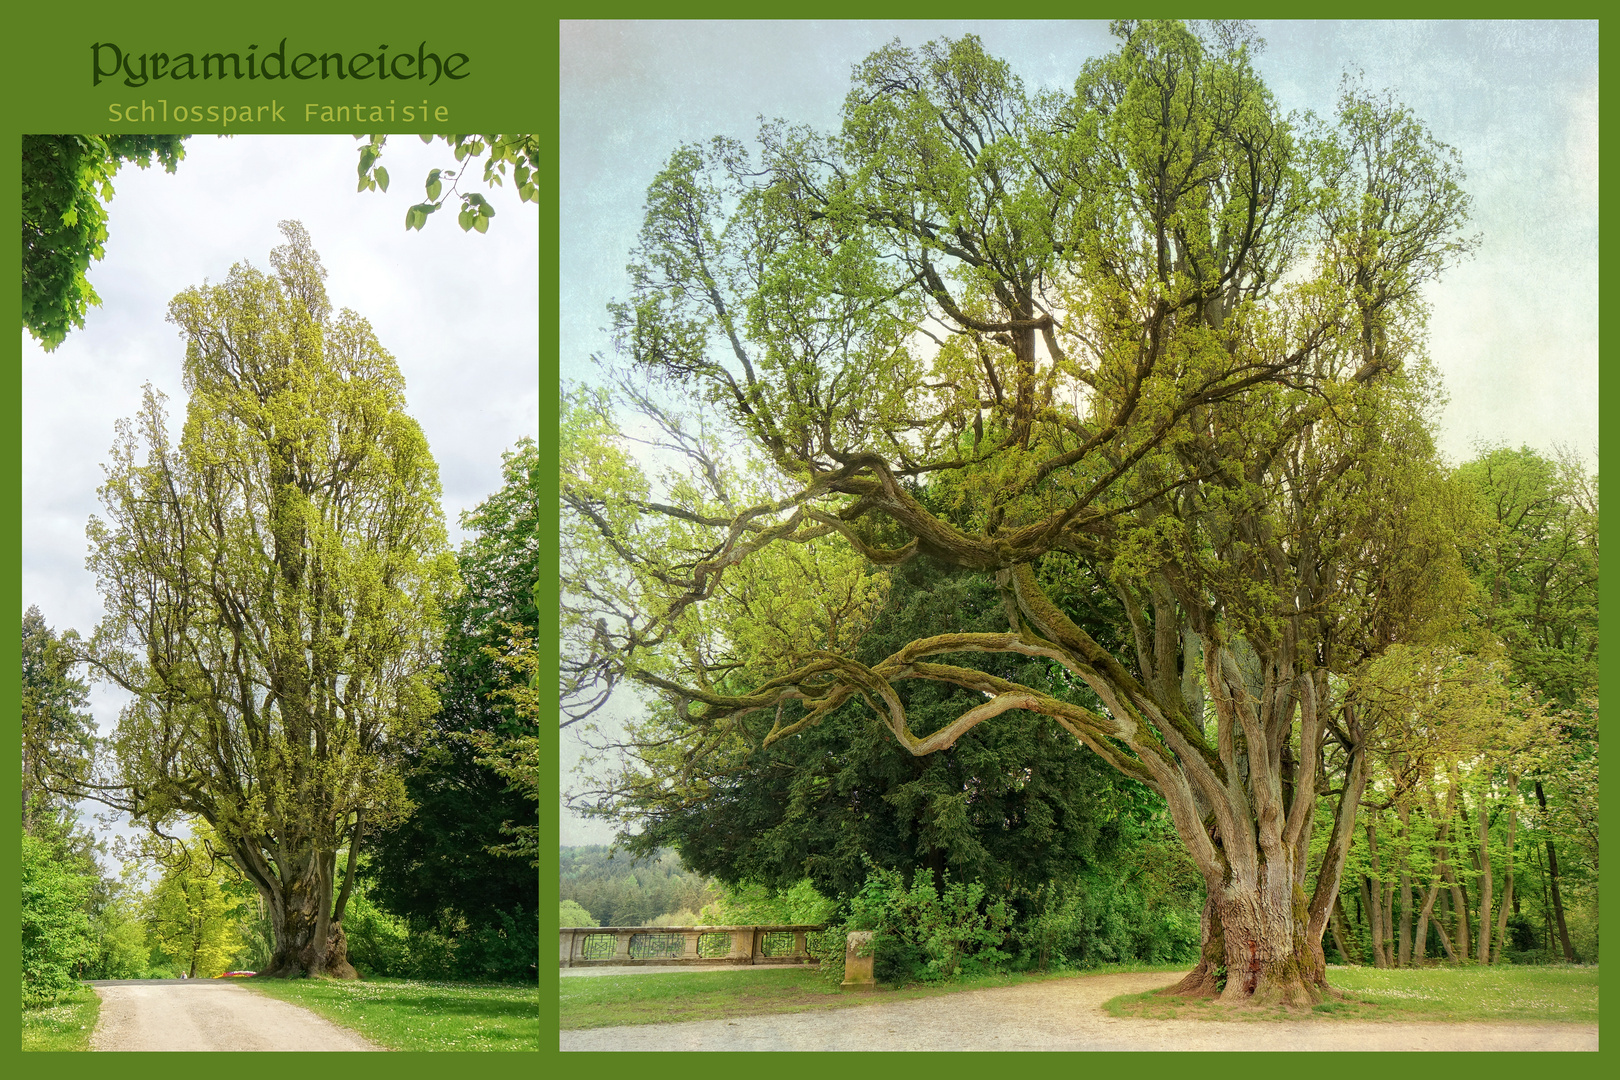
[1382,875,1396,969]
[1413,882,1441,965]
[1397,803,1413,967]
[1535,780,1576,962]
[1431,898,1459,962]
[1491,774,1518,963]
[1330,895,1358,965]
[1475,782,1494,965]
[1361,820,1379,967]
[1441,857,1471,961]
[1361,872,1388,969]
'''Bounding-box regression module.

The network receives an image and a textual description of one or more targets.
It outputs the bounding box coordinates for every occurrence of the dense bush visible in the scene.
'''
[80,894,149,980]
[1012,871,1200,971]
[813,864,1013,986]
[344,885,537,982]
[21,831,95,1002]
[700,877,839,927]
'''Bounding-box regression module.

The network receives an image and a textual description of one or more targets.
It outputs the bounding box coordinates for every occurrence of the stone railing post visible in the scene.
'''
[613,929,633,961]
[560,930,575,967]
[681,930,701,959]
[841,930,875,991]
[792,929,809,961]
[729,926,756,964]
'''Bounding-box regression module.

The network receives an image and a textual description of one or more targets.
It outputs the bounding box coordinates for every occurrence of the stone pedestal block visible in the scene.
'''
[841,931,876,991]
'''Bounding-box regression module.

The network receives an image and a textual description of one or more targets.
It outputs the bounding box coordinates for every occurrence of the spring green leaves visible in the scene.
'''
[355,133,536,232]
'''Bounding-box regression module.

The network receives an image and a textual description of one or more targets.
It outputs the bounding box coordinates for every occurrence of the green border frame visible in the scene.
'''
[5,0,546,1066]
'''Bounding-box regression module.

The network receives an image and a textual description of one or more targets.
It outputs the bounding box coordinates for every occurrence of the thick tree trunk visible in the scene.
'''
[1535,780,1575,962]
[1169,880,1325,1005]
[1214,882,1320,1006]
[232,840,359,980]
[260,898,357,979]
[1168,892,1225,996]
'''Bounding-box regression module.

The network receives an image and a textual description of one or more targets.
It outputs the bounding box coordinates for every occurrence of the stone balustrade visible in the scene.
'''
[559,924,826,968]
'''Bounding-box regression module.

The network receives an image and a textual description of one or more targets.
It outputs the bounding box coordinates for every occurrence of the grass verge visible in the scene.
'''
[244,976,539,1051]
[560,961,1190,1030]
[1102,964,1599,1024]
[22,985,101,1051]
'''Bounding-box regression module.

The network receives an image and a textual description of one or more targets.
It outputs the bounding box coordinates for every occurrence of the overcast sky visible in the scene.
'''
[560,20,1597,846]
[23,133,538,854]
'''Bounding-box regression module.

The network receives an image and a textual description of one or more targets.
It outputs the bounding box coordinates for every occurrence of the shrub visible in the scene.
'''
[21,831,96,1002]
[1010,871,1201,971]
[81,897,148,980]
[343,888,414,978]
[841,864,1013,984]
[455,907,541,982]
[344,887,537,983]
[699,878,838,926]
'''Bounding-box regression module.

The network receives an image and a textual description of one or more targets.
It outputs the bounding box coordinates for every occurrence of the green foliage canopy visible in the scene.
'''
[142,828,250,979]
[603,561,1162,902]
[1455,446,1598,707]
[21,134,187,350]
[365,439,539,929]
[22,607,95,833]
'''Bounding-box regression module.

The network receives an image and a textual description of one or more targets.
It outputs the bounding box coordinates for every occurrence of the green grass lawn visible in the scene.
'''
[245,976,539,1051]
[560,961,1191,1030]
[22,985,101,1051]
[1103,964,1599,1024]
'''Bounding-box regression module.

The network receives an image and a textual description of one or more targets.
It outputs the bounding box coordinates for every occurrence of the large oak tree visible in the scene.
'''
[564,23,1474,1004]
[73,221,457,978]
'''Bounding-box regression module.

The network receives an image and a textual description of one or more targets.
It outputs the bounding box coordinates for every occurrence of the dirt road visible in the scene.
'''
[559,970,1598,1051]
[88,980,382,1051]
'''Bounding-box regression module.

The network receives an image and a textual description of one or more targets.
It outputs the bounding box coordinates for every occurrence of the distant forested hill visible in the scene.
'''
[559,846,719,926]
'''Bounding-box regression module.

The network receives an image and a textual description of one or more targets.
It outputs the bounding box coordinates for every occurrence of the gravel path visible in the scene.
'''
[559,970,1598,1051]
[89,980,383,1051]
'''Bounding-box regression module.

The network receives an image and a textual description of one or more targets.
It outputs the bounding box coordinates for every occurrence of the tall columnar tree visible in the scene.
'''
[72,221,457,978]
[563,23,1475,1004]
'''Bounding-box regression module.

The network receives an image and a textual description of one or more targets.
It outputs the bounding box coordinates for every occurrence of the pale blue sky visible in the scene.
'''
[561,21,1598,844]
